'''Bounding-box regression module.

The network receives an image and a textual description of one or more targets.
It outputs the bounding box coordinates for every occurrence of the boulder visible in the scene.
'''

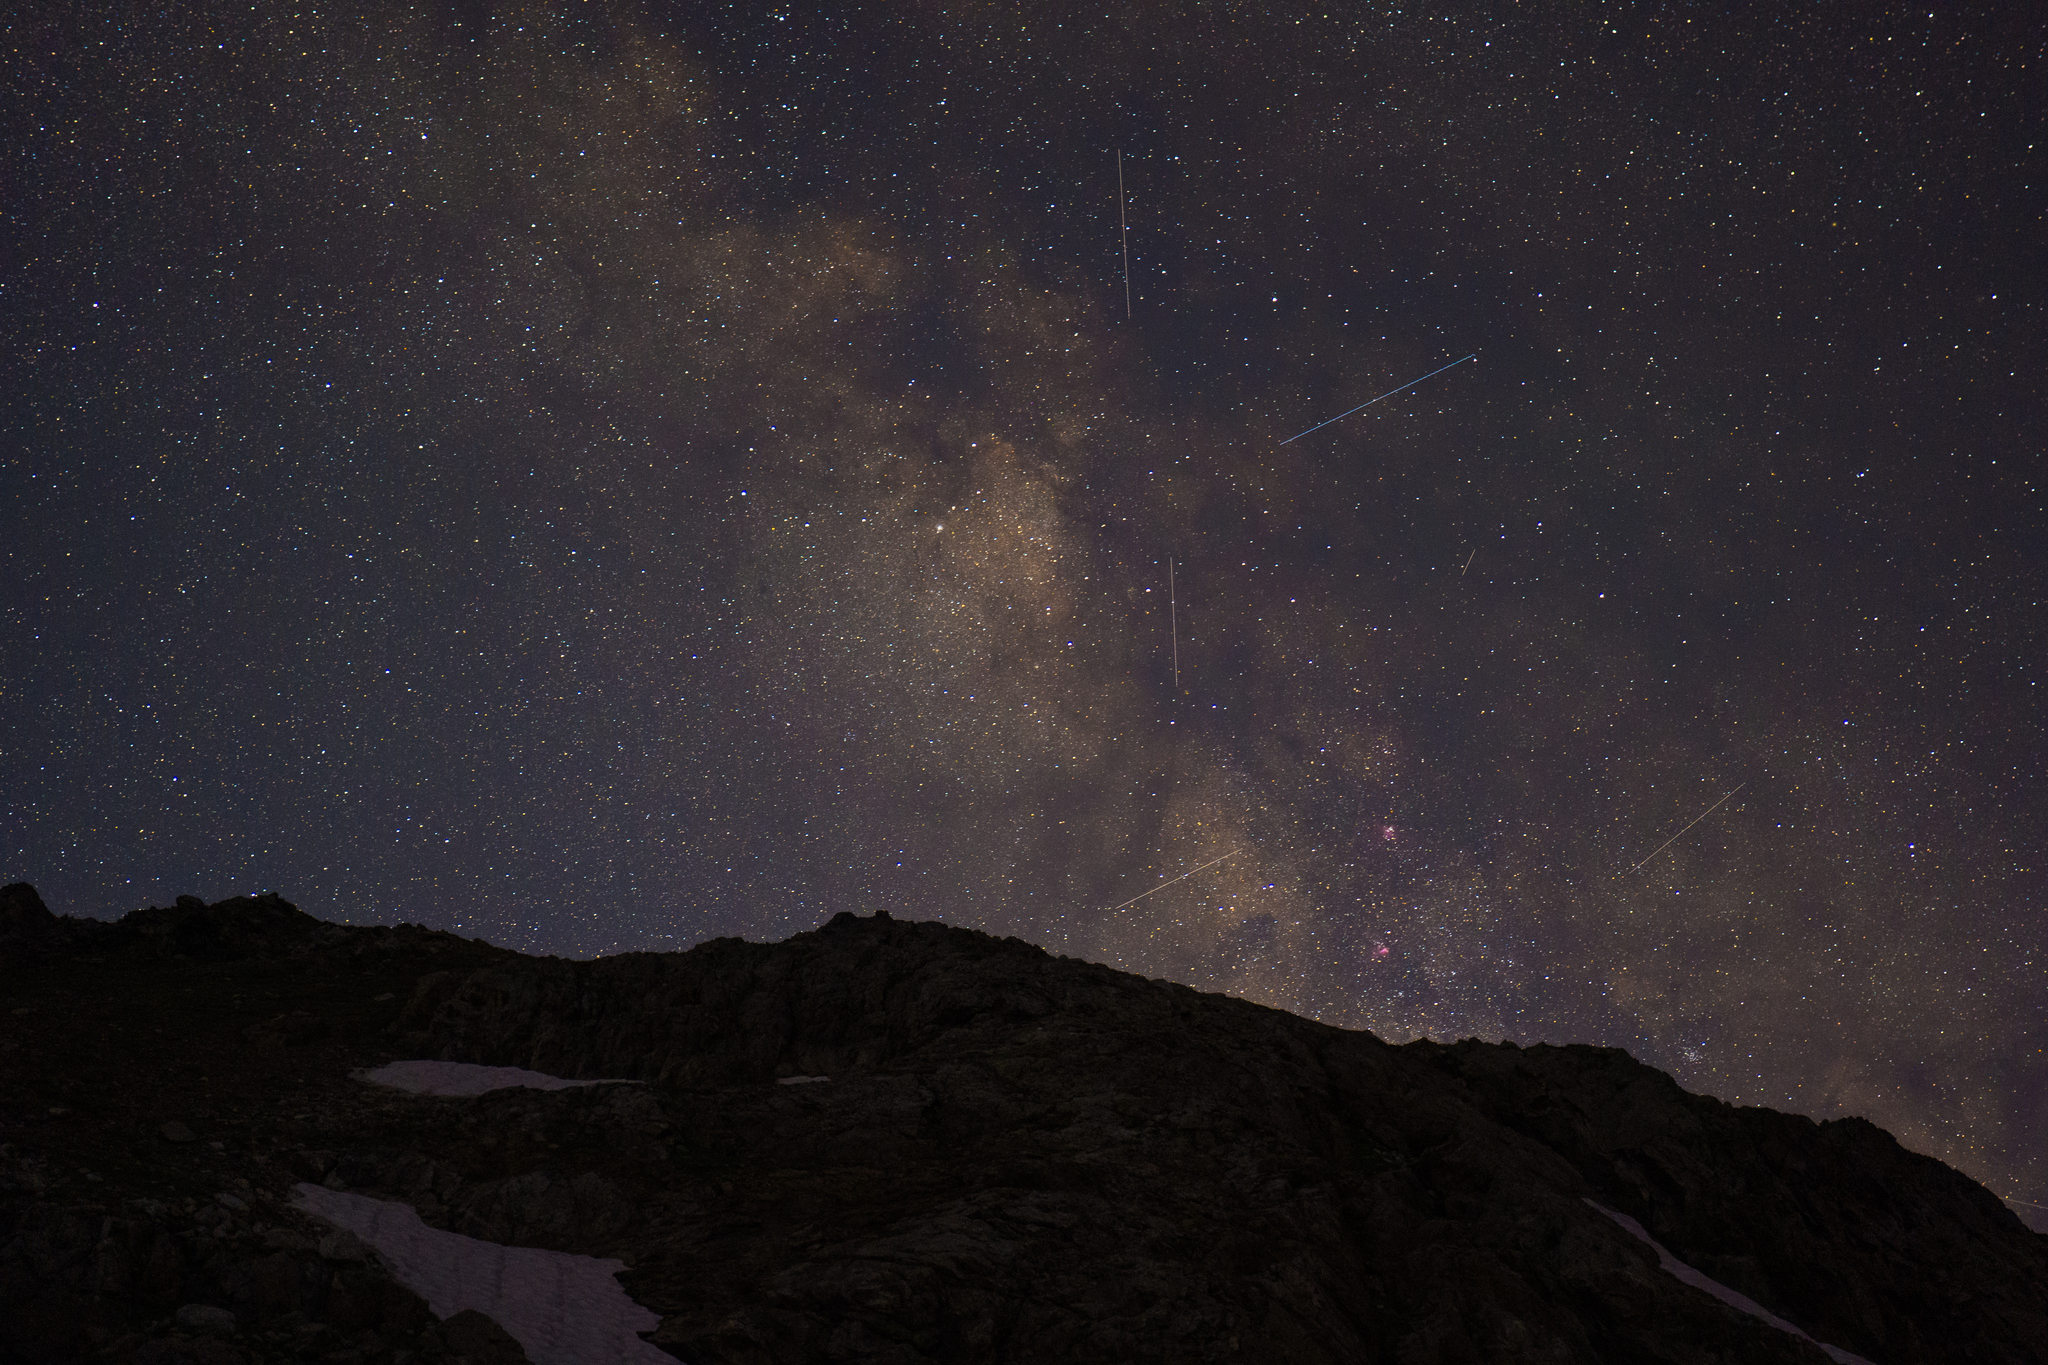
[173,1302,238,1337]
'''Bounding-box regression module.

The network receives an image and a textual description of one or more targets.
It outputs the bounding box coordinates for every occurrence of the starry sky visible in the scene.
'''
[4,2,2043,1225]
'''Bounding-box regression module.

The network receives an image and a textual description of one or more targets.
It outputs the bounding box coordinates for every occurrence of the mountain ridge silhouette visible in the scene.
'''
[2,885,2041,1362]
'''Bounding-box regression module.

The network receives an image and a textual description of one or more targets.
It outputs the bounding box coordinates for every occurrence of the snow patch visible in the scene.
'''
[1587,1200,1877,1365]
[291,1185,671,1365]
[776,1074,831,1085]
[355,1060,643,1097]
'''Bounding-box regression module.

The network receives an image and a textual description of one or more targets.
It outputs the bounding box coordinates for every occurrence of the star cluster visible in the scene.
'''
[3,1,2041,1226]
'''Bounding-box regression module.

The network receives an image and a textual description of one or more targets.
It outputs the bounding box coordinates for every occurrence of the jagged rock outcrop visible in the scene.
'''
[2,890,2043,1364]
[0,884,54,939]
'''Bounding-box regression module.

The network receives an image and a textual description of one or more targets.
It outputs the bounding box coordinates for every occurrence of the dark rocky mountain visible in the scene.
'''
[2,882,2042,1364]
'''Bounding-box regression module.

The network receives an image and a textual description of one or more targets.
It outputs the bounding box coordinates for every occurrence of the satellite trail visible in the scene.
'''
[1279,353,1477,445]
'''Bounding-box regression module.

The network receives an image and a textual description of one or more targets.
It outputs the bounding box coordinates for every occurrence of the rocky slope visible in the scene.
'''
[2,883,2043,1363]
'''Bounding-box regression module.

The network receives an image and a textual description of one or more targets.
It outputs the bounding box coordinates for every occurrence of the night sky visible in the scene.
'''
[5,3,2043,1226]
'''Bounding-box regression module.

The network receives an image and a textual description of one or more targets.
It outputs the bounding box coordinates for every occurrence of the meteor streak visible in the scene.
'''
[1169,555,1179,692]
[1622,784,1746,876]
[1107,848,1247,912]
[1117,151,1132,319]
[1279,353,1477,445]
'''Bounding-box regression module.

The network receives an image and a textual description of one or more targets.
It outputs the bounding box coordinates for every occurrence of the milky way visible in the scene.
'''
[4,2,2042,1226]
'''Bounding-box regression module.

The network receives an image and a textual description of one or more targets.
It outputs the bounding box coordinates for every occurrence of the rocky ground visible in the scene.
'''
[2,883,2043,1364]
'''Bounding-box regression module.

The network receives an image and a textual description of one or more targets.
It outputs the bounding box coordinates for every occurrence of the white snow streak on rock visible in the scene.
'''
[776,1074,831,1085]
[1587,1200,1877,1365]
[292,1185,672,1365]
[354,1060,643,1097]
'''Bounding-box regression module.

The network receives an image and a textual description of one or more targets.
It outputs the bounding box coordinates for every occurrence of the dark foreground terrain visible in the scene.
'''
[2,883,2043,1364]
